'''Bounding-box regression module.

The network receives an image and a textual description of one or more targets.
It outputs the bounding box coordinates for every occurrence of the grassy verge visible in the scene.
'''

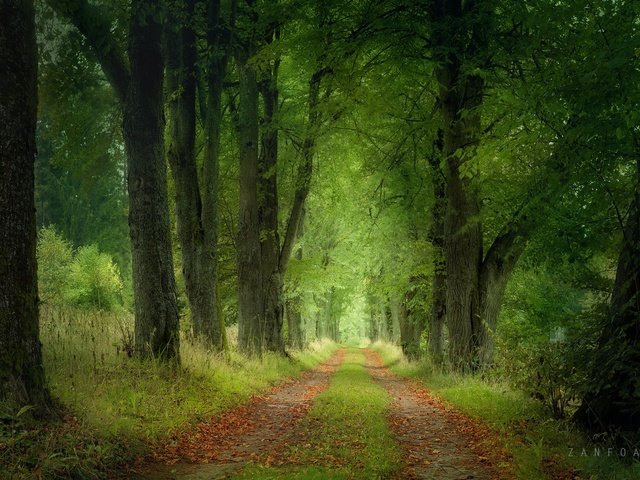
[236,348,401,479]
[0,306,337,480]
[373,341,640,480]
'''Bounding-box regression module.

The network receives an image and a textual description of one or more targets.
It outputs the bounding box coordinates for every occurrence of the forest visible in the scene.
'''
[1,0,639,478]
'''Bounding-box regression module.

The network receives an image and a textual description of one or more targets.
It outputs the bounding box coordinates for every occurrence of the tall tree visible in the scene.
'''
[235,0,264,354]
[0,0,50,411]
[165,0,228,349]
[49,0,180,361]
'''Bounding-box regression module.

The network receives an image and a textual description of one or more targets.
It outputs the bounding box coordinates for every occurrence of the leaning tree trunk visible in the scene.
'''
[0,0,50,412]
[125,0,180,361]
[575,185,640,433]
[476,233,527,367]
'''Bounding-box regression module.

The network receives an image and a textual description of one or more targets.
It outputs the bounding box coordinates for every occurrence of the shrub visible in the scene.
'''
[65,244,123,310]
[495,337,584,419]
[36,226,73,304]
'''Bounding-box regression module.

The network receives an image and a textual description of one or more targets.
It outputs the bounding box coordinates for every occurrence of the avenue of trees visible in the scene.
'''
[1,0,638,440]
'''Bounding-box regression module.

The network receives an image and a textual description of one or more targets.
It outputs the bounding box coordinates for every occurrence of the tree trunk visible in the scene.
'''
[477,238,527,367]
[390,297,402,344]
[428,142,446,363]
[165,0,225,350]
[48,0,181,362]
[201,0,230,350]
[432,0,486,371]
[259,54,285,353]
[399,285,423,360]
[125,0,180,361]
[0,0,50,412]
[575,184,640,433]
[236,50,263,354]
[285,210,305,350]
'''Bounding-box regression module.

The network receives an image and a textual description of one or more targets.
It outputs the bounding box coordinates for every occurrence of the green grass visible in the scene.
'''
[0,306,337,480]
[235,348,401,479]
[373,341,640,480]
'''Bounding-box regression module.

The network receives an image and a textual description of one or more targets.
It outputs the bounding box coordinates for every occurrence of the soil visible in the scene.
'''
[362,349,514,480]
[126,348,513,479]
[126,348,345,479]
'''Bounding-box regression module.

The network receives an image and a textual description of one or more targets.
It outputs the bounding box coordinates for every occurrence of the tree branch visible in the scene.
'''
[47,0,130,104]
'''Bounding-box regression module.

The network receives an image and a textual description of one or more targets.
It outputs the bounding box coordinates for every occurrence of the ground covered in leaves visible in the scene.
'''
[128,348,511,479]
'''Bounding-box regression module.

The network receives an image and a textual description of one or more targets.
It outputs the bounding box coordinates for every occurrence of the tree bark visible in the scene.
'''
[165,0,226,349]
[398,283,423,360]
[259,51,284,353]
[428,141,446,362]
[431,0,486,371]
[476,226,528,366]
[0,0,50,412]
[575,182,640,433]
[126,0,180,361]
[236,48,263,354]
[285,210,305,350]
[202,0,231,350]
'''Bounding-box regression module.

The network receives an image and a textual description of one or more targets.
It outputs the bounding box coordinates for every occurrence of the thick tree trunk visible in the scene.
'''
[438,66,483,371]
[259,57,285,353]
[201,0,230,350]
[575,186,640,433]
[236,52,263,354]
[286,297,304,350]
[50,0,181,362]
[165,0,225,349]
[0,0,50,412]
[125,0,180,361]
[431,0,487,371]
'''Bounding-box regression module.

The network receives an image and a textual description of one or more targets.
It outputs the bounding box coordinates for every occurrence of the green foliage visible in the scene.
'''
[495,339,582,419]
[65,245,123,311]
[36,226,73,304]
[37,227,124,311]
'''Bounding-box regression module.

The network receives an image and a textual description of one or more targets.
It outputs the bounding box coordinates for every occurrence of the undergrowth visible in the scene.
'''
[0,306,336,480]
[373,341,640,480]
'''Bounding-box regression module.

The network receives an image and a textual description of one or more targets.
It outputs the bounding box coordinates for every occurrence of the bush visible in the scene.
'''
[495,338,584,419]
[37,226,73,304]
[37,227,123,311]
[66,245,123,310]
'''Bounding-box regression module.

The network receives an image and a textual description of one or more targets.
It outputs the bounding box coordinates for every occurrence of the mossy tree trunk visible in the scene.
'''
[165,0,227,350]
[236,0,264,354]
[125,0,180,361]
[0,0,51,413]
